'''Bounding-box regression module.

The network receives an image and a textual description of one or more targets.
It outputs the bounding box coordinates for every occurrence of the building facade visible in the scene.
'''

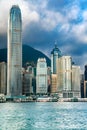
[0,62,7,95]
[7,5,22,96]
[72,65,81,97]
[84,81,87,98]
[47,67,51,94]
[36,58,47,94]
[51,74,57,93]
[22,72,33,96]
[22,66,36,95]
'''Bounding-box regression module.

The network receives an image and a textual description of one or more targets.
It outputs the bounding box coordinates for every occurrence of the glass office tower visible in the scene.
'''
[51,44,62,74]
[7,5,22,96]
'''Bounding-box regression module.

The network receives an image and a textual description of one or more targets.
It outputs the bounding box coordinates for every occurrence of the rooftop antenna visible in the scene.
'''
[55,40,57,48]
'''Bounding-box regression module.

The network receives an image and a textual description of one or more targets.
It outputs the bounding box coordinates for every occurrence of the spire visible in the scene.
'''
[54,40,57,48]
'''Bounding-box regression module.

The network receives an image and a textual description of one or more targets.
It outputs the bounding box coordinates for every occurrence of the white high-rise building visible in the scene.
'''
[57,56,81,98]
[7,5,22,96]
[57,56,72,98]
[57,56,72,91]
[36,58,47,94]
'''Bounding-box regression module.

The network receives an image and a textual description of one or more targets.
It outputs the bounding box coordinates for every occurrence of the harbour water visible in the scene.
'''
[0,102,87,130]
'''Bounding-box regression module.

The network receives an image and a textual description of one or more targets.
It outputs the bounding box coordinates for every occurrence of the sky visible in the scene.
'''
[0,0,87,72]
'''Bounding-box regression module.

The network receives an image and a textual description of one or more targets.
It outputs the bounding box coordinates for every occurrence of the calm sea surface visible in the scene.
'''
[0,102,87,130]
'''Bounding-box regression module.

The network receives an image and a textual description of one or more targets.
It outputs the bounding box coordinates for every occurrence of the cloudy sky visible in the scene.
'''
[0,0,87,71]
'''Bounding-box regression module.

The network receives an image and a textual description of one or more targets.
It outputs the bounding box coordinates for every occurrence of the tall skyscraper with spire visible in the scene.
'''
[51,43,62,74]
[7,5,22,96]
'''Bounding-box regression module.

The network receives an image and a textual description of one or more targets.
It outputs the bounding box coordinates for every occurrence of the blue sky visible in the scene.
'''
[0,0,87,71]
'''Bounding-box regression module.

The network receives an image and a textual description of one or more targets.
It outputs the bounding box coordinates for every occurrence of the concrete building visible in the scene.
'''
[72,65,81,97]
[51,74,57,93]
[47,67,51,94]
[22,66,36,95]
[57,56,72,98]
[22,72,33,96]
[0,62,7,95]
[84,81,87,98]
[57,56,72,89]
[36,58,47,94]
[7,5,22,96]
[50,54,81,98]
[51,44,62,74]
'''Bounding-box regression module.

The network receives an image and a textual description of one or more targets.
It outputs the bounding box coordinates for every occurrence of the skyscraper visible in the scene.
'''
[57,56,72,98]
[72,65,80,91]
[72,65,81,97]
[36,58,48,94]
[51,44,62,74]
[84,65,87,97]
[7,5,22,96]
[57,56,72,91]
[84,65,87,80]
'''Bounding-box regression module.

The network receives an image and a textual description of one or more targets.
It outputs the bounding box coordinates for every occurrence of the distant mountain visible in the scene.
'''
[0,45,51,67]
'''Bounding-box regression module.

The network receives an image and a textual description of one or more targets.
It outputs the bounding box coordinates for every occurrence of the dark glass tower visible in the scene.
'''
[84,65,87,80]
[84,65,87,97]
[7,5,22,96]
[51,44,62,74]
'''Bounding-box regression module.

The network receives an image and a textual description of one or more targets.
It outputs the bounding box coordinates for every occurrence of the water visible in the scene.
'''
[0,102,87,130]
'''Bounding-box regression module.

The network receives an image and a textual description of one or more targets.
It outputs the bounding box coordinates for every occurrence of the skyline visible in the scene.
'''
[0,0,87,71]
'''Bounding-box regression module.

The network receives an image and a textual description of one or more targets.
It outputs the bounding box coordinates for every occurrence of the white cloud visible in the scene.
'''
[82,11,87,21]
[0,0,40,34]
[66,5,80,21]
[59,23,70,33]
[71,23,87,43]
[40,10,65,31]
[0,0,83,36]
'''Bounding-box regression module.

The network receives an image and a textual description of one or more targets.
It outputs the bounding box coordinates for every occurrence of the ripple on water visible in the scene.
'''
[0,102,87,130]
